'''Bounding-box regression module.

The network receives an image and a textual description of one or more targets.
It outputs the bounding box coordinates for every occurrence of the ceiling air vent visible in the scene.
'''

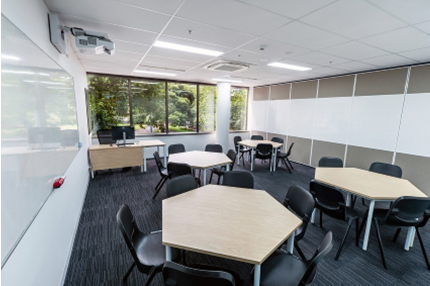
[205,61,250,73]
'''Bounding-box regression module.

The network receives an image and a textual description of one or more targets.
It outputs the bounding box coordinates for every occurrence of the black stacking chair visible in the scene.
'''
[261,231,333,286]
[168,162,200,186]
[234,136,251,167]
[116,204,181,286]
[169,144,186,155]
[162,261,236,286]
[209,149,237,185]
[251,135,264,140]
[205,144,223,153]
[222,171,254,189]
[276,142,294,173]
[310,180,359,261]
[358,196,430,270]
[152,151,169,199]
[254,143,273,172]
[271,137,284,153]
[97,129,115,145]
[318,157,343,168]
[166,175,198,198]
[281,185,315,260]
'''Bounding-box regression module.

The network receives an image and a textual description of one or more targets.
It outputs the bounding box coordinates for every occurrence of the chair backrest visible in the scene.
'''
[154,151,165,173]
[369,162,402,178]
[226,149,237,170]
[285,142,295,156]
[301,231,333,285]
[256,143,272,155]
[168,162,192,178]
[162,261,235,286]
[310,180,345,220]
[233,136,242,148]
[167,175,198,198]
[271,137,284,144]
[382,196,430,227]
[251,135,264,140]
[97,129,115,144]
[222,171,254,189]
[169,144,186,155]
[116,204,141,262]
[205,144,223,153]
[284,185,315,222]
[318,157,343,168]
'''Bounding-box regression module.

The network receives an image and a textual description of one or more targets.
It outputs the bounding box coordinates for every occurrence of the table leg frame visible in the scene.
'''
[254,264,261,286]
[362,200,375,251]
[251,148,255,171]
[166,245,172,261]
[143,147,147,172]
[164,145,167,168]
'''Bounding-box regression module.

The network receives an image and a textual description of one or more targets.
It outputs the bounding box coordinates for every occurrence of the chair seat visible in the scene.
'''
[189,264,243,286]
[261,250,308,286]
[161,168,168,177]
[277,152,289,158]
[212,167,225,174]
[133,231,180,266]
[371,208,425,226]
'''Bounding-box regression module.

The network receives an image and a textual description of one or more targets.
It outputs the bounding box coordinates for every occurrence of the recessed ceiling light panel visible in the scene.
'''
[154,41,223,57]
[134,70,177,77]
[268,62,311,71]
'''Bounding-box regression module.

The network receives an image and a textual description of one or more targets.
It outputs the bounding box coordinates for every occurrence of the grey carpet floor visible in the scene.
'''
[65,158,430,286]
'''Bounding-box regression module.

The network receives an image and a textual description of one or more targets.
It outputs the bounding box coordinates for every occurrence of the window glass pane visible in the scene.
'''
[131,80,166,135]
[87,75,130,131]
[230,87,248,130]
[199,85,217,132]
[168,83,197,133]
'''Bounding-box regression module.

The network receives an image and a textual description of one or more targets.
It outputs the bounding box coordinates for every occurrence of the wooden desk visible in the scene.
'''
[136,140,166,172]
[315,167,426,251]
[162,184,302,286]
[238,140,283,172]
[168,151,232,186]
[89,144,143,178]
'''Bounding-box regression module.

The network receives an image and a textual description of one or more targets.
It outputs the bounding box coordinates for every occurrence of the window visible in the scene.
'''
[230,87,248,130]
[198,85,217,132]
[131,79,166,135]
[168,83,197,133]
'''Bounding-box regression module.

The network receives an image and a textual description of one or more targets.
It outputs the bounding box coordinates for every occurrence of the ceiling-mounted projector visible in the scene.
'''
[48,13,115,55]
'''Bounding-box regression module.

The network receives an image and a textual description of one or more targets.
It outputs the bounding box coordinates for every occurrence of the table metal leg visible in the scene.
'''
[362,200,375,250]
[273,148,277,171]
[251,148,255,171]
[143,147,147,172]
[91,171,94,179]
[203,169,207,186]
[310,208,316,224]
[287,232,295,254]
[226,163,230,172]
[253,264,261,286]
[164,145,167,167]
[345,193,351,207]
[166,246,172,261]
[405,227,415,250]
[237,144,240,166]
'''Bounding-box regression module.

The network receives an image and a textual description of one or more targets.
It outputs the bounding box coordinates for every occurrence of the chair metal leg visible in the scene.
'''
[209,171,214,184]
[282,158,292,173]
[122,262,136,286]
[358,213,368,238]
[351,196,357,209]
[356,218,359,247]
[286,158,294,170]
[335,218,353,261]
[152,177,167,199]
[415,227,430,270]
[393,228,401,242]
[373,218,387,269]
[320,211,323,228]
[294,240,306,260]
[154,177,163,192]
[362,198,368,207]
[217,174,221,185]
[143,266,157,286]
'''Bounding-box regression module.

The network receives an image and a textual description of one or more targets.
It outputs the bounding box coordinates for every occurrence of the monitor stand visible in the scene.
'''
[117,131,127,147]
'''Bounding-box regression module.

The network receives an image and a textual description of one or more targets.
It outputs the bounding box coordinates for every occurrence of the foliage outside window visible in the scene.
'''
[168,83,197,133]
[230,88,248,130]
[199,85,217,132]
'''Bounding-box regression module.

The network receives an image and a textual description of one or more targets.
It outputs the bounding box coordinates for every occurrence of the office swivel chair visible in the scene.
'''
[97,129,115,145]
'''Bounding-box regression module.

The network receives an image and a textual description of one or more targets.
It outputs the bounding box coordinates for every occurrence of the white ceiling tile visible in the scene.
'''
[85,66,134,75]
[399,47,430,62]
[290,51,350,66]
[112,0,184,15]
[360,27,430,53]
[265,21,349,50]
[139,55,200,71]
[237,0,337,19]
[239,38,311,59]
[220,50,279,66]
[361,54,417,67]
[300,0,406,39]
[78,50,143,62]
[163,17,256,48]
[415,21,430,35]
[175,0,291,36]
[58,14,158,46]
[310,66,349,76]
[321,41,388,60]
[45,0,170,33]
[332,61,378,72]
[368,0,430,25]
[114,40,150,54]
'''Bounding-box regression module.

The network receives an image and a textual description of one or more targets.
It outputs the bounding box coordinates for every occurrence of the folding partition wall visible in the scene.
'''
[250,64,430,195]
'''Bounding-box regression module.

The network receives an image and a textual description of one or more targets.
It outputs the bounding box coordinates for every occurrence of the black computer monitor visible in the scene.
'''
[111,126,135,146]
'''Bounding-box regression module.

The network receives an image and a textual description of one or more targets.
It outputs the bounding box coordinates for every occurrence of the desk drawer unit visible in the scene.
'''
[90,146,143,171]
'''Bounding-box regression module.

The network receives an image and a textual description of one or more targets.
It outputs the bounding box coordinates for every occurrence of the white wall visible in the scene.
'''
[2,1,90,285]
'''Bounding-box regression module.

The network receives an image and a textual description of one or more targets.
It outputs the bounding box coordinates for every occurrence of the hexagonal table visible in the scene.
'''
[162,184,302,286]
[168,151,232,185]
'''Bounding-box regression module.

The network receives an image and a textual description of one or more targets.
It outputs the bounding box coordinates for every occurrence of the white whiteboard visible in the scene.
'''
[1,16,80,266]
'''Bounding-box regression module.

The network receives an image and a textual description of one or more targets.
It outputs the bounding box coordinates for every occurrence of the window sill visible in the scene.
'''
[91,130,249,139]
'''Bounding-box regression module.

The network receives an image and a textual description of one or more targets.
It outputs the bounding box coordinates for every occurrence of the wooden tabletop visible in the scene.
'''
[162,185,302,265]
[137,139,166,147]
[168,151,232,169]
[315,167,426,200]
[238,140,283,149]
[89,144,143,150]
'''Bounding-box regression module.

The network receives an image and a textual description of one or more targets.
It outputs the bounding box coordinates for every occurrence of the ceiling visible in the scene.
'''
[44,0,430,87]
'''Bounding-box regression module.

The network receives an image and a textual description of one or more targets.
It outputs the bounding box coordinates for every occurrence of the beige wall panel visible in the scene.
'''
[253,86,269,101]
[267,133,287,152]
[271,84,290,100]
[311,140,346,167]
[345,145,393,170]
[318,75,355,98]
[251,130,266,139]
[408,64,430,94]
[287,136,312,165]
[291,80,318,99]
[355,68,408,96]
[395,153,430,196]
